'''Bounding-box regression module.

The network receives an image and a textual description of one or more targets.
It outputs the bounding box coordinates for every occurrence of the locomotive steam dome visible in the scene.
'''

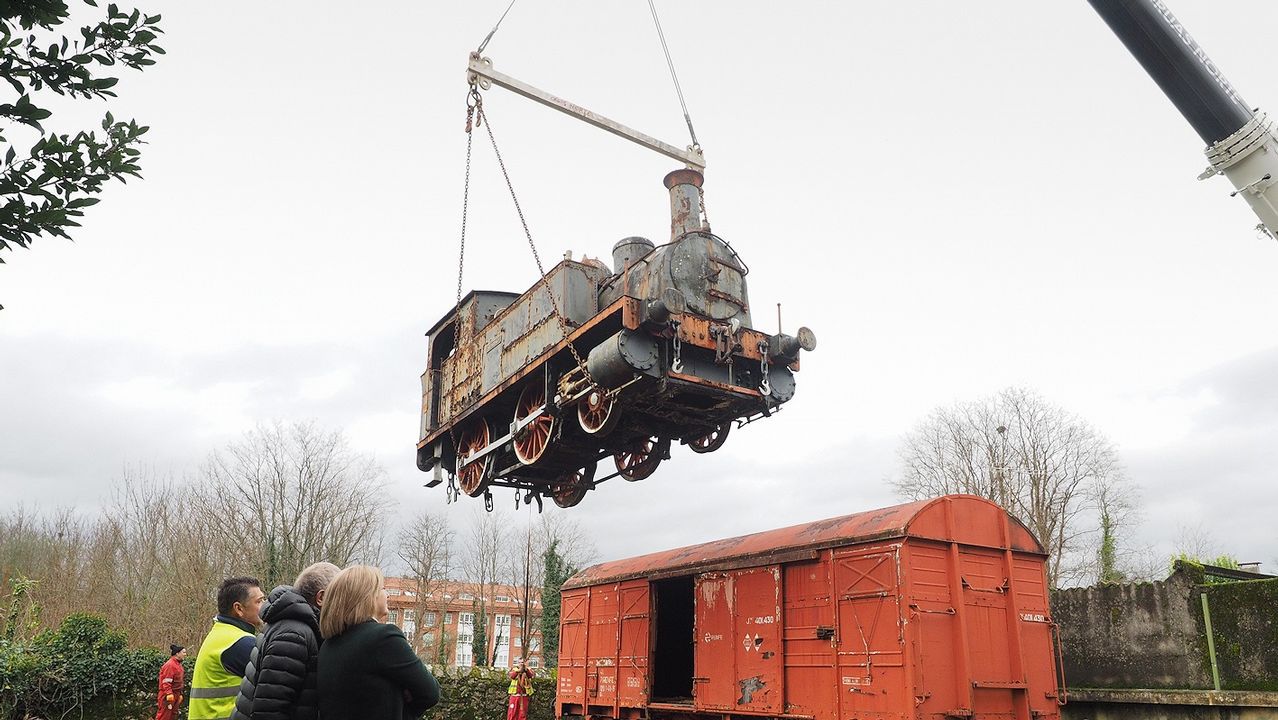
[612,236,654,274]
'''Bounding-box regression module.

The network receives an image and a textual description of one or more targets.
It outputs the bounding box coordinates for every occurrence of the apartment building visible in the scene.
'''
[383,577,545,669]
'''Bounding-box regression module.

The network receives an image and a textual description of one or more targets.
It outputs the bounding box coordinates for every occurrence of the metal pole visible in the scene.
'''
[1200,592,1222,691]
[467,53,706,170]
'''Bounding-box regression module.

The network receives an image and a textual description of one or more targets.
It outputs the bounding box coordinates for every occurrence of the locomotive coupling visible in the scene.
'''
[768,327,817,362]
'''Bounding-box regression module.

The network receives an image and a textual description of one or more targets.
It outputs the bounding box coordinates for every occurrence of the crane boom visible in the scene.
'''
[1088,0,1278,240]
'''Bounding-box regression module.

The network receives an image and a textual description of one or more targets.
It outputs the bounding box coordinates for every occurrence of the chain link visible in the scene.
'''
[758,340,771,396]
[475,99,595,386]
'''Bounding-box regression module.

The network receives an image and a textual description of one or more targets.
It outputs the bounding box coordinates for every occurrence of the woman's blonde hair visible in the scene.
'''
[319,565,384,639]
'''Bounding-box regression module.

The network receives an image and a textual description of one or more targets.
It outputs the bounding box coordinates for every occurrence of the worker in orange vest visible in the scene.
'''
[507,660,535,720]
[156,644,187,720]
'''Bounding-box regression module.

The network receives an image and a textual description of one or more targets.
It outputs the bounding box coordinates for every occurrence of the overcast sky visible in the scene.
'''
[3,2,1276,578]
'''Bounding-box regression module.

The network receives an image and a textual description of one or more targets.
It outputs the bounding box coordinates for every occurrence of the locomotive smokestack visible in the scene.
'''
[1086,0,1252,146]
[663,168,705,241]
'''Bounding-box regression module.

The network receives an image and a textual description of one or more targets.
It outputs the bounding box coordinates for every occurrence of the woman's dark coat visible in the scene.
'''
[318,619,441,720]
[231,585,321,720]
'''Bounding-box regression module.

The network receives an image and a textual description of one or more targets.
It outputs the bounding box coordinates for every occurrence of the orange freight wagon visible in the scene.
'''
[556,494,1063,720]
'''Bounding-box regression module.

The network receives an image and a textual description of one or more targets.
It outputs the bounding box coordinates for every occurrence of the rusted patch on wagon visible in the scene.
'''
[737,676,765,705]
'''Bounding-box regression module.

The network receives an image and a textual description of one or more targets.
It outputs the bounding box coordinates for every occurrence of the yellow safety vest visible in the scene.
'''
[509,675,535,696]
[189,620,253,720]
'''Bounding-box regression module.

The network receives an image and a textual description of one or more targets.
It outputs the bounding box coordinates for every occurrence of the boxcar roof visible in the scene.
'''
[563,494,1044,589]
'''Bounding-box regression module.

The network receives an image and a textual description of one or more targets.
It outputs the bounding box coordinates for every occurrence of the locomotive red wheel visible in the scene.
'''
[513,384,555,465]
[577,388,619,436]
[456,418,492,497]
[551,463,596,509]
[688,422,731,454]
[614,436,670,482]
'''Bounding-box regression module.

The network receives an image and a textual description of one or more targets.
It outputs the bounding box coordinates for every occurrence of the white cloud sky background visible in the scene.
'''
[2,2,1276,575]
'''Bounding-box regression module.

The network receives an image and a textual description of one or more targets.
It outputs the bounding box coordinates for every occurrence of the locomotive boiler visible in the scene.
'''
[416,168,815,508]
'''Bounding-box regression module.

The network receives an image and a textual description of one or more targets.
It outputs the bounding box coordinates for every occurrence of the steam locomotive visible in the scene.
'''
[416,169,815,508]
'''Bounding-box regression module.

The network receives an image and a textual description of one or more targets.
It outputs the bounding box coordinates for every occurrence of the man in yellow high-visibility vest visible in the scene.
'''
[190,576,265,720]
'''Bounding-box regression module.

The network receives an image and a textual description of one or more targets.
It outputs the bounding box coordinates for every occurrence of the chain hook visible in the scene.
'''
[670,319,684,374]
[757,340,771,396]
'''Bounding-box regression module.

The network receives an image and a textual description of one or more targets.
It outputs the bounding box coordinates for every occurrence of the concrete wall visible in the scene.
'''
[1051,564,1278,692]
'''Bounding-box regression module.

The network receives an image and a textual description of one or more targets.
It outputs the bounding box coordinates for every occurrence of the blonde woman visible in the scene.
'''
[317,566,440,720]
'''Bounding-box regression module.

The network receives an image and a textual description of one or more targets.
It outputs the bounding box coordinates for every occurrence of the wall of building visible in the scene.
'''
[383,577,544,670]
[1052,564,1278,692]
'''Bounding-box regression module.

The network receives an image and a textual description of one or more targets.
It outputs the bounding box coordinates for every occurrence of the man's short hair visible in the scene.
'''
[293,562,341,605]
[217,576,262,616]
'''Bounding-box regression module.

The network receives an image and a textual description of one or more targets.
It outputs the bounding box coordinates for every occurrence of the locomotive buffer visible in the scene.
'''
[416,54,815,509]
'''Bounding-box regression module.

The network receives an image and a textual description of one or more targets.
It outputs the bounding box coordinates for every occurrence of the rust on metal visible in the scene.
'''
[419,296,629,449]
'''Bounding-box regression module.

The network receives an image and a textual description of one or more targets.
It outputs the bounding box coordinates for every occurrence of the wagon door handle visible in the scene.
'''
[691,677,710,683]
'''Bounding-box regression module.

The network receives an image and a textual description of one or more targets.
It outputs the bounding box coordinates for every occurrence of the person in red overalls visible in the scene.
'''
[507,660,535,720]
[156,644,187,720]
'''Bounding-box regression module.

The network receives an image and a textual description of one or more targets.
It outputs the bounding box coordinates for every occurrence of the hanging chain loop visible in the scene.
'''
[474,100,595,386]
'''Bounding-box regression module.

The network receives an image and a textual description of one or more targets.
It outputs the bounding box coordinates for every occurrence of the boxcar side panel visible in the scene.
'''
[1011,554,1061,715]
[731,566,783,714]
[903,540,964,719]
[693,573,735,711]
[617,580,651,707]
[559,588,590,711]
[782,557,837,720]
[833,544,908,720]
[587,584,621,710]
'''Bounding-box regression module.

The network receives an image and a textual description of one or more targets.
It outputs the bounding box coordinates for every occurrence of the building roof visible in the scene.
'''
[564,494,1043,589]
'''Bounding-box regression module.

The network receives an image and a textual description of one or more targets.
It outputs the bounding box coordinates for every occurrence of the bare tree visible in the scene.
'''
[461,509,508,666]
[397,510,456,656]
[894,387,1132,587]
[194,421,389,588]
[503,512,597,661]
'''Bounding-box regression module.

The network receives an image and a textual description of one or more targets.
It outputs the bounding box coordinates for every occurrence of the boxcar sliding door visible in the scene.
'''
[833,545,908,719]
[693,566,783,714]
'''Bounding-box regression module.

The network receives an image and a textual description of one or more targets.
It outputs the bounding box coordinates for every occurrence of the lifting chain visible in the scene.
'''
[670,319,683,374]
[757,339,771,397]
[471,87,597,390]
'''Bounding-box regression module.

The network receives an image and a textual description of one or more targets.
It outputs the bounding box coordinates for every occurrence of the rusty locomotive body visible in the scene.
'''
[557,495,1064,720]
[416,169,814,507]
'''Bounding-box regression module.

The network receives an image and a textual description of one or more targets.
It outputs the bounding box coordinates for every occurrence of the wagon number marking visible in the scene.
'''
[746,615,775,625]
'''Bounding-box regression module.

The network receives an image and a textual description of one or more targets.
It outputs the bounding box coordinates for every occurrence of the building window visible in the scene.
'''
[495,615,511,627]
[455,644,472,667]
[514,636,522,648]
[404,620,416,637]
[388,610,399,624]
[459,592,475,600]
[445,612,454,625]
[528,657,540,668]
[457,632,473,645]
[422,631,435,645]
[529,637,540,651]
[387,588,402,596]
[405,590,416,597]
[404,610,416,621]
[424,612,437,626]
[460,612,474,624]
[495,595,511,603]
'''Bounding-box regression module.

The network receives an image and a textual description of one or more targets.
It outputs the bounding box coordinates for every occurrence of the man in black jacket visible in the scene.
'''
[231,562,340,720]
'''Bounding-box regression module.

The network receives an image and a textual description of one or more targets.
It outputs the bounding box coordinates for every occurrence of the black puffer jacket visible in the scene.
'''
[231,585,321,720]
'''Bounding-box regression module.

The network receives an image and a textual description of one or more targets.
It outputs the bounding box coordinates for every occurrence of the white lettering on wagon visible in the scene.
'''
[1019,613,1048,623]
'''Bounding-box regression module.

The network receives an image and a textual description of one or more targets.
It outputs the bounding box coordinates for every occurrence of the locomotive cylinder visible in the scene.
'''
[586,330,659,388]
